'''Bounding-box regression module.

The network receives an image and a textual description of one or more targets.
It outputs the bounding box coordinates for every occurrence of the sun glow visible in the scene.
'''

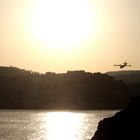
[31,0,96,50]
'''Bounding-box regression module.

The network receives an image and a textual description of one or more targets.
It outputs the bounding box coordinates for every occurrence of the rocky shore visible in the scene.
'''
[91,96,140,140]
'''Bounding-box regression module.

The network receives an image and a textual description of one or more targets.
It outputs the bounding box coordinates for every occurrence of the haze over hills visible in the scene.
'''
[107,70,140,84]
[0,66,140,110]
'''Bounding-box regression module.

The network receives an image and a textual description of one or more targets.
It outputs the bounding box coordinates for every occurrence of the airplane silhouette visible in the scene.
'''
[114,61,131,69]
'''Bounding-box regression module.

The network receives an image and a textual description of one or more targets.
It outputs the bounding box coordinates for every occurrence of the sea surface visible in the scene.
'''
[0,110,118,140]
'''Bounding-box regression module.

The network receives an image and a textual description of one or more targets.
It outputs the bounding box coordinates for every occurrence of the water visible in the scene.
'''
[0,110,117,140]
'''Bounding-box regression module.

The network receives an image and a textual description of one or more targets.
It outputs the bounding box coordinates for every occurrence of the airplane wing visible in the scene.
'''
[114,64,121,66]
[126,64,131,67]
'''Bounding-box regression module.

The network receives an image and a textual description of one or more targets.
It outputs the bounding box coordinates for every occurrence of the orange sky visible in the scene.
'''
[0,0,140,73]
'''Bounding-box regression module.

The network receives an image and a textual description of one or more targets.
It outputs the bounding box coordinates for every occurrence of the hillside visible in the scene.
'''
[0,66,140,109]
[107,70,140,84]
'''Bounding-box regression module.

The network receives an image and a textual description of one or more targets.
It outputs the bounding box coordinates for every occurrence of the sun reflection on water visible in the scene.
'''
[42,112,85,140]
[0,110,116,140]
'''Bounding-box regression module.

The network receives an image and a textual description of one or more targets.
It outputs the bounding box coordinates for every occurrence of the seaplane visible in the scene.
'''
[114,61,131,69]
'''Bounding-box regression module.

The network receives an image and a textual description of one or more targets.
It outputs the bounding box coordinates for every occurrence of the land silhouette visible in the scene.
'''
[91,96,140,140]
[0,66,140,109]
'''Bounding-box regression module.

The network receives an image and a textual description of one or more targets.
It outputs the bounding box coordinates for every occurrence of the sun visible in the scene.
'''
[31,0,96,50]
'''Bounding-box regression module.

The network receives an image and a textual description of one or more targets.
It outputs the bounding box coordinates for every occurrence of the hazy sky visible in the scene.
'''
[0,0,140,73]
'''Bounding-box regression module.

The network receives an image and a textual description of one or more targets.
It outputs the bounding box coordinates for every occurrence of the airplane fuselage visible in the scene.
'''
[120,65,125,68]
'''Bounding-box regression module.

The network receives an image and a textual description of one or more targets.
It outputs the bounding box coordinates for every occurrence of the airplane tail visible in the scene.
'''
[124,61,128,65]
